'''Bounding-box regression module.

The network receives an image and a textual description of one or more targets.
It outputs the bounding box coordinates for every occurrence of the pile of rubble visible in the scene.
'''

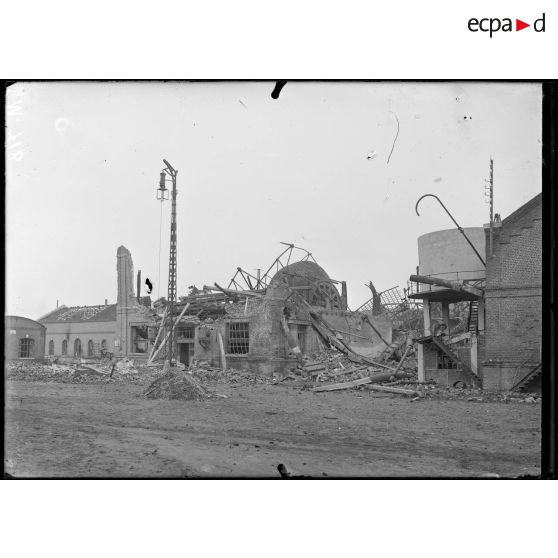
[277,348,417,394]
[143,370,214,401]
[5,360,144,385]
[186,360,276,385]
[297,349,414,380]
[415,383,542,403]
[6,361,76,383]
[291,349,540,403]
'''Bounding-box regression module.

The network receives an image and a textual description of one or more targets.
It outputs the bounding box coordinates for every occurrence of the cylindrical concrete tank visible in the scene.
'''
[417,228,486,292]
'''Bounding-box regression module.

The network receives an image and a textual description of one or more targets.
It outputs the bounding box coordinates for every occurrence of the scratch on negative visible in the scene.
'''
[387,112,400,164]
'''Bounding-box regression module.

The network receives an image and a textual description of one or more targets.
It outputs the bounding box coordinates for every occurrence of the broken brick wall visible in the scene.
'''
[482,195,542,391]
[116,245,156,358]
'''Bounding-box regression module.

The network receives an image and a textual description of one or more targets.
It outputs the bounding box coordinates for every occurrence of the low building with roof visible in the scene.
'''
[39,246,157,361]
[4,316,46,361]
[39,303,118,359]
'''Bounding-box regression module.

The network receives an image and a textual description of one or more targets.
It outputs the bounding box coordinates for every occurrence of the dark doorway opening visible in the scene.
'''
[179,343,192,366]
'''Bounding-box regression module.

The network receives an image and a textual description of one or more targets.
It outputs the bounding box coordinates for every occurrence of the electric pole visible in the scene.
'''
[157,159,178,366]
[489,157,494,257]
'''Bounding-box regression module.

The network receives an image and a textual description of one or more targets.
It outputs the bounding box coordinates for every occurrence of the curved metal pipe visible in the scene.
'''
[415,194,486,267]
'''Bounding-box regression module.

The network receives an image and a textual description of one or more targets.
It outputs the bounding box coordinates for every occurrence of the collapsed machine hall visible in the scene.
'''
[36,243,395,376]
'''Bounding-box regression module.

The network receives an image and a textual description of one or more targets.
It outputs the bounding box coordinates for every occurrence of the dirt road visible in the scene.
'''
[4,380,541,478]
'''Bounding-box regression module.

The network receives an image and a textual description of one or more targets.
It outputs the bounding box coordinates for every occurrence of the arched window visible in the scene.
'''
[19,338,35,358]
[101,339,108,351]
[49,340,55,355]
[74,338,82,357]
[62,339,68,355]
[87,340,94,357]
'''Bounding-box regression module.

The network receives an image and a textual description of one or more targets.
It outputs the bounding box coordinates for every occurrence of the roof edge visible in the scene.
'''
[5,316,47,329]
[502,192,542,227]
[37,305,68,322]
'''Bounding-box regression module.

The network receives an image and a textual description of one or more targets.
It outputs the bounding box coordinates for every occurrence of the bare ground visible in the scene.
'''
[4,379,541,478]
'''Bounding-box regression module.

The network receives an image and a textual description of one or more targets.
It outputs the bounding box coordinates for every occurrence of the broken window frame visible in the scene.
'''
[74,338,82,357]
[87,339,94,357]
[227,321,250,355]
[49,340,55,355]
[62,339,68,355]
[131,325,149,354]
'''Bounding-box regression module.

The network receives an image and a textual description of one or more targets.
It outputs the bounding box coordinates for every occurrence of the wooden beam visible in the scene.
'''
[212,283,264,297]
[362,315,391,347]
[148,304,190,364]
[367,371,414,384]
[217,331,227,372]
[328,367,359,378]
[313,377,373,392]
[147,307,168,361]
[329,327,374,341]
[409,274,483,298]
[393,344,413,373]
[365,384,419,396]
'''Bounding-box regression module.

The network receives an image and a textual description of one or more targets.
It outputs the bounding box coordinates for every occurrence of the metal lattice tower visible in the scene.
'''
[158,159,178,366]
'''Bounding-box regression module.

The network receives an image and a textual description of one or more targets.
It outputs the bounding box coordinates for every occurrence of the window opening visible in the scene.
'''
[227,322,249,354]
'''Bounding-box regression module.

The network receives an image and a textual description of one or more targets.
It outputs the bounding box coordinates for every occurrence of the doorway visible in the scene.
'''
[179,343,192,366]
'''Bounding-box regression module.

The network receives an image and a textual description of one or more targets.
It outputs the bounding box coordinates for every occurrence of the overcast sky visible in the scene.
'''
[6,81,542,320]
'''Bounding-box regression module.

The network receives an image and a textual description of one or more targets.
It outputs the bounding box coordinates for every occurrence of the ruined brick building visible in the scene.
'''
[410,192,542,391]
[164,259,392,375]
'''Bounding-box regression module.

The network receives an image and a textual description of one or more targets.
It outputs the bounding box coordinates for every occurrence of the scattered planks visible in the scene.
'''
[80,364,109,376]
[328,367,359,378]
[364,384,420,397]
[366,371,414,384]
[303,362,326,377]
[313,377,373,392]
[312,372,416,394]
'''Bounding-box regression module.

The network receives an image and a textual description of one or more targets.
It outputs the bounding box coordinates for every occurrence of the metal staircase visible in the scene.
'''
[430,335,480,388]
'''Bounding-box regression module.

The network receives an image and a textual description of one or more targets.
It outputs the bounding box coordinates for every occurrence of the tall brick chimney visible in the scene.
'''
[117,246,135,306]
[116,246,135,355]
